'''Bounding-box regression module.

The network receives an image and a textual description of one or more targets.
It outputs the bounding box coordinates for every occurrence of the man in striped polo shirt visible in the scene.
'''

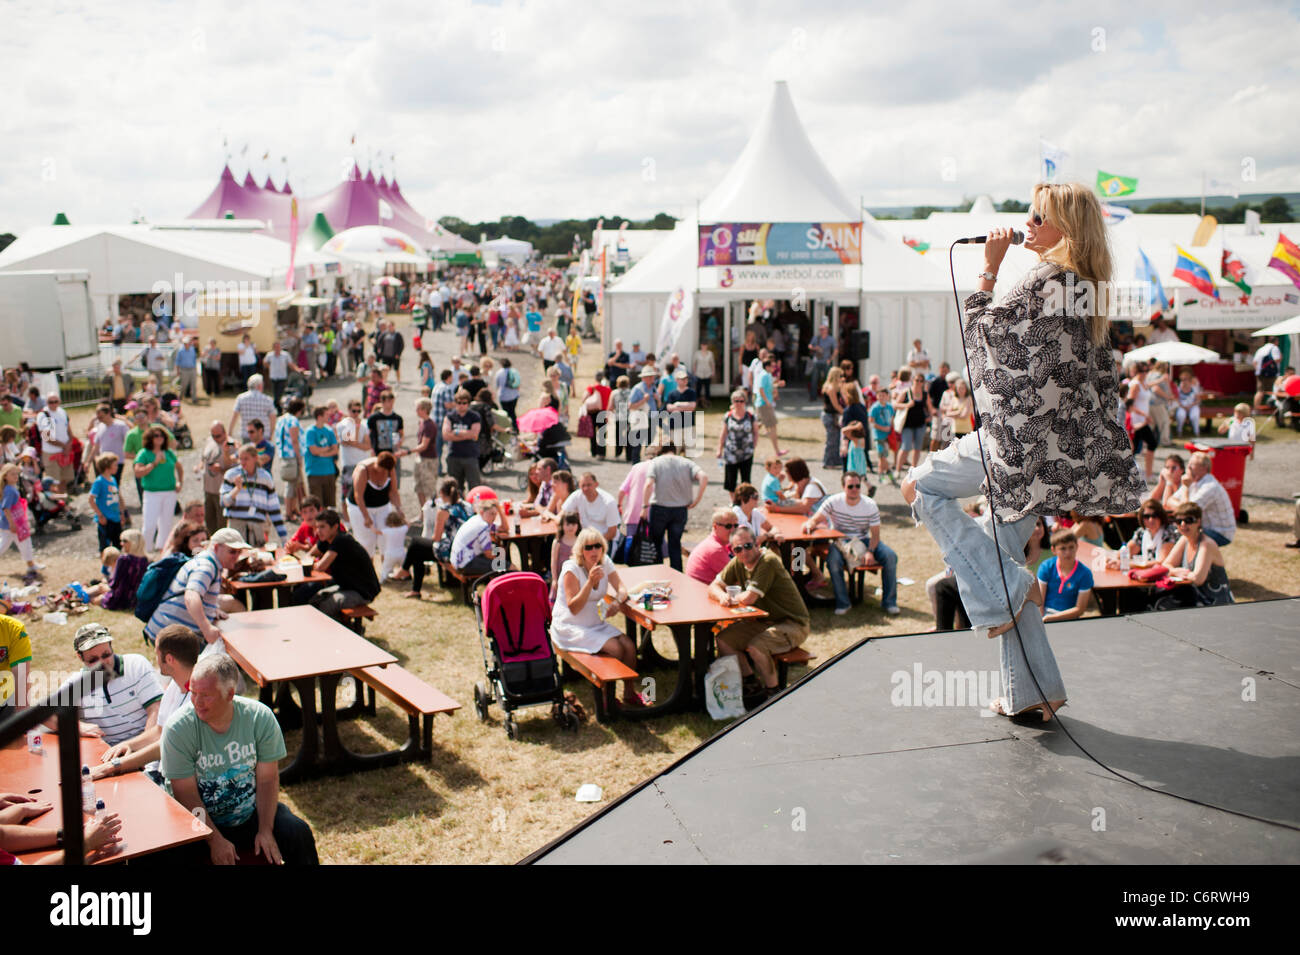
[73,623,164,747]
[143,528,251,650]
[804,471,900,616]
[221,443,289,547]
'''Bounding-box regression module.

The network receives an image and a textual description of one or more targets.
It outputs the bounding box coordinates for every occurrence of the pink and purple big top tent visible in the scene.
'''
[187,163,475,255]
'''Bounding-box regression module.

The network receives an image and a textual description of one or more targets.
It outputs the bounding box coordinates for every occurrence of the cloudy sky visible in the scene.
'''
[2,0,1297,235]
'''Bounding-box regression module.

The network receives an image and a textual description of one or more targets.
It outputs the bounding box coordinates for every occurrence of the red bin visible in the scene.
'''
[1184,442,1250,520]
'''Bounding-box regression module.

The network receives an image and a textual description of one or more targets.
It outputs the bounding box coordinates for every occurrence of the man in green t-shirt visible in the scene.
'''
[708,524,811,706]
[161,653,318,865]
[0,392,23,431]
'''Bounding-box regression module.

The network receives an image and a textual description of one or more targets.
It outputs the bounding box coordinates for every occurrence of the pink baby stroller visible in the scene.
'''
[471,572,580,739]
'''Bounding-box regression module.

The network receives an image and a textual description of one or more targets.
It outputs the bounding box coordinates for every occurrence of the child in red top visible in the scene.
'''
[286,497,321,555]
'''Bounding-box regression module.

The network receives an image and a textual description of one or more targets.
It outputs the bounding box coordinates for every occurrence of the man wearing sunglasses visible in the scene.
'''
[71,623,164,747]
[804,471,900,616]
[708,525,810,706]
[685,508,740,584]
[36,392,73,493]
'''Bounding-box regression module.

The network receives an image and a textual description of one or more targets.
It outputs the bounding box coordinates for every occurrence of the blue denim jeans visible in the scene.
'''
[909,432,1067,712]
[826,538,898,612]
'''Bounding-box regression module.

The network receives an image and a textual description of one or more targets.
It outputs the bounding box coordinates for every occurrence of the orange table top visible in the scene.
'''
[611,564,768,629]
[2,736,210,864]
[765,511,843,543]
[218,605,397,686]
[1074,541,1160,591]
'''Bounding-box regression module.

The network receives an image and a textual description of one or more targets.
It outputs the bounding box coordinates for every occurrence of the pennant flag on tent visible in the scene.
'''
[1096,170,1138,197]
[1221,243,1252,296]
[1136,248,1170,311]
[903,236,930,254]
[1192,215,1217,247]
[1173,245,1220,299]
[1268,232,1300,290]
[52,212,70,225]
[1207,177,1239,199]
[287,198,299,291]
[1040,139,1067,183]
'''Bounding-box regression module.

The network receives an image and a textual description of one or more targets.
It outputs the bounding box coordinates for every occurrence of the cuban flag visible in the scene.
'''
[1173,245,1220,300]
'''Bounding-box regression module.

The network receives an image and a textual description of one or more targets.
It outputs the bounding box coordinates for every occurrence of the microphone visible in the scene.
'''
[955,230,1024,245]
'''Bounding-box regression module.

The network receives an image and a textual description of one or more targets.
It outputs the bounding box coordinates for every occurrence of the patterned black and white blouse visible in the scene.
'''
[964,261,1146,523]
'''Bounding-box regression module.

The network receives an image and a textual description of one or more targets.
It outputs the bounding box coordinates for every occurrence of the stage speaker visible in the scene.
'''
[846,330,870,361]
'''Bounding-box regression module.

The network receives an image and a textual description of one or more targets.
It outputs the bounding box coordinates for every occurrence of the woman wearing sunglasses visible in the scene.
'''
[550,529,646,708]
[1153,502,1234,610]
[1122,499,1176,564]
[903,182,1145,722]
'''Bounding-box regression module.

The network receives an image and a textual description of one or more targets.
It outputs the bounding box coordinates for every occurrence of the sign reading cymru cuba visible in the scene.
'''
[698,222,862,267]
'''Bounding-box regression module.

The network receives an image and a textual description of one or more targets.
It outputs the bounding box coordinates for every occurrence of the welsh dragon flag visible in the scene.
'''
[1221,243,1252,296]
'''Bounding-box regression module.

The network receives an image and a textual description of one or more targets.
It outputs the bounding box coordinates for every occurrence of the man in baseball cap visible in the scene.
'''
[142,528,251,646]
[73,622,164,748]
[627,365,661,464]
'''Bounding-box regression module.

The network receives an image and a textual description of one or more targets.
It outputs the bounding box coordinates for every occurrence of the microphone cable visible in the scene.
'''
[944,237,1298,832]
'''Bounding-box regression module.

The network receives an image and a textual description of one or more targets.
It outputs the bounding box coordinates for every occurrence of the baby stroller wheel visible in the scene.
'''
[505,715,520,740]
[473,681,491,722]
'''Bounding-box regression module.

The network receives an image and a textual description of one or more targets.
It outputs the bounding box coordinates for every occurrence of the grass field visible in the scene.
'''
[6,327,1297,864]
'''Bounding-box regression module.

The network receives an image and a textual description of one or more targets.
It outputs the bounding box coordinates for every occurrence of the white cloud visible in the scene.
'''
[1,0,1296,236]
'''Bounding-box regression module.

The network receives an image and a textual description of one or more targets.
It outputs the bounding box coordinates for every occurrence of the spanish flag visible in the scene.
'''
[1268,232,1300,290]
[1173,245,1219,299]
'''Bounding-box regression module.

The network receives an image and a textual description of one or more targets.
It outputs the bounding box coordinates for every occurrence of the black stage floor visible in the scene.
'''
[527,599,1300,864]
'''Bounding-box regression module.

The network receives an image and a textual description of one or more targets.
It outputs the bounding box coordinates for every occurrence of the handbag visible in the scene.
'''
[892,407,907,434]
[1129,564,1169,582]
[576,413,594,438]
[621,521,660,567]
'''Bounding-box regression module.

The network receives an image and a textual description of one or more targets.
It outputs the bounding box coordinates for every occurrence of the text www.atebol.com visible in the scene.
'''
[1113,915,1250,928]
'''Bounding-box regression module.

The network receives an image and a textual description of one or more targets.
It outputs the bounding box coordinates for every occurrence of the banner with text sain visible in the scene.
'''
[698,222,862,267]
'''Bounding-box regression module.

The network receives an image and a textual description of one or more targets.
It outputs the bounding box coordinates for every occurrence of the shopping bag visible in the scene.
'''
[704,655,745,720]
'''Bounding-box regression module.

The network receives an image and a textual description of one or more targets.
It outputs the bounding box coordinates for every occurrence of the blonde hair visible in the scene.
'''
[100,546,121,568]
[120,528,147,556]
[1032,182,1113,346]
[573,528,606,563]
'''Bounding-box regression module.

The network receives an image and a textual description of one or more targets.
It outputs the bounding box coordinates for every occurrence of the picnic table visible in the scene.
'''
[1,735,210,864]
[218,606,400,782]
[763,512,845,601]
[495,513,557,575]
[606,564,767,719]
[1075,541,1159,616]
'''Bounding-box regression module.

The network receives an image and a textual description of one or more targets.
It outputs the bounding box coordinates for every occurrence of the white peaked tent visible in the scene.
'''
[606,81,961,384]
[480,236,534,265]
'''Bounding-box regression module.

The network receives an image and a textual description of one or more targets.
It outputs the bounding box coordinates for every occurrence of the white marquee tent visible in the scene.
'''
[479,235,534,265]
[0,224,346,326]
[605,81,962,385]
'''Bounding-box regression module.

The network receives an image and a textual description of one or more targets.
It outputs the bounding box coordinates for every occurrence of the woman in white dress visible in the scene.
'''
[549,528,646,708]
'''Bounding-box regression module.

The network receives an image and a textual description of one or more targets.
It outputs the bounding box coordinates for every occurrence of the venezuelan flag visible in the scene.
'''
[1268,231,1300,290]
[1173,245,1219,299]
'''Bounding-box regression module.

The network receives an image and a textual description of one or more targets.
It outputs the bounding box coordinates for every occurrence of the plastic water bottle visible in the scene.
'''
[81,766,96,813]
[95,798,106,818]
[1118,546,1130,573]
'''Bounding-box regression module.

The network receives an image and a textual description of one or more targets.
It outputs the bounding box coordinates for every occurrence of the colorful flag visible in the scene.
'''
[903,236,930,254]
[1136,248,1170,311]
[1101,203,1132,225]
[1096,170,1138,197]
[1267,232,1300,290]
[1173,245,1219,299]
[1220,243,1252,296]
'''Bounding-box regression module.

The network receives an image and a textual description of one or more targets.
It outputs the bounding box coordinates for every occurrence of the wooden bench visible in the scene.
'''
[437,560,488,605]
[773,647,817,690]
[341,604,377,635]
[555,646,638,723]
[349,663,461,760]
[848,554,882,603]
